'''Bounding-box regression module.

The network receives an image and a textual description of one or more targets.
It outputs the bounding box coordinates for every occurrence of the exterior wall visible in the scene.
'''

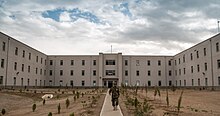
[1,31,220,87]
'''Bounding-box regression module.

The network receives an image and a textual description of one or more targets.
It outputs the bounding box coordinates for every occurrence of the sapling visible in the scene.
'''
[48,112,52,116]
[66,98,70,108]
[1,108,6,115]
[166,89,169,107]
[58,103,61,114]
[32,104,36,112]
[177,90,184,113]
[69,112,75,116]
[43,99,46,105]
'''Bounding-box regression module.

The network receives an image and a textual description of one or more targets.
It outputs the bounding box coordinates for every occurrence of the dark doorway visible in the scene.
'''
[108,81,113,88]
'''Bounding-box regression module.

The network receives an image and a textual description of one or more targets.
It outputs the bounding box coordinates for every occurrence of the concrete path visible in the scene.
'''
[100,89,123,116]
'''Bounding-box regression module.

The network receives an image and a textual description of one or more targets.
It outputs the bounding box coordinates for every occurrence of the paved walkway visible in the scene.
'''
[100,89,123,116]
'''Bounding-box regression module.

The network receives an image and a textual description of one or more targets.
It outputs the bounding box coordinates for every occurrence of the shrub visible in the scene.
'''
[32,104,36,112]
[177,90,184,113]
[43,99,46,105]
[48,112,52,116]
[1,109,6,115]
[69,112,75,116]
[66,98,70,108]
[58,103,61,114]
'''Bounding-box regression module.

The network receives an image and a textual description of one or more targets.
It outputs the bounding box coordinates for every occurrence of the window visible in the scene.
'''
[70,70,74,76]
[70,80,74,87]
[196,51,199,58]
[35,79,37,86]
[2,42,5,51]
[93,60,96,66]
[15,47,18,55]
[14,62,17,70]
[147,60,150,66]
[197,64,200,72]
[205,63,208,71]
[158,60,161,66]
[14,77,16,85]
[179,80,181,86]
[205,78,208,86]
[190,53,193,60]
[216,42,219,52]
[169,81,172,86]
[158,81,161,86]
[28,66,30,73]
[136,60,140,66]
[50,60,53,65]
[218,77,220,86]
[60,60,63,65]
[158,70,161,76]
[148,81,151,86]
[49,70,53,76]
[22,50,25,58]
[105,60,115,65]
[175,70,177,76]
[45,60,47,65]
[60,70,63,76]
[82,60,85,66]
[36,56,38,62]
[184,68,186,75]
[28,53,31,60]
[183,55,185,63]
[125,60,128,66]
[21,64,24,72]
[36,68,38,74]
[82,80,85,86]
[125,70,128,76]
[198,78,200,86]
[175,60,176,65]
[40,69,42,75]
[82,70,85,76]
[169,70,172,76]
[93,80,96,86]
[125,80,128,86]
[184,80,186,86]
[148,70,151,76]
[93,70,96,76]
[71,60,74,65]
[106,70,115,76]
[178,58,180,64]
[21,78,23,86]
[40,58,43,64]
[191,66,193,73]
[59,80,63,86]
[0,76,3,84]
[136,80,140,86]
[204,48,206,56]
[217,60,220,69]
[192,79,194,86]
[1,59,4,68]
[179,69,181,75]
[168,60,171,66]
[136,70,139,76]
[44,70,46,75]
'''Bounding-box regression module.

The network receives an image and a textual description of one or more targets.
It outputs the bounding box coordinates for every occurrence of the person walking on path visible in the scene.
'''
[109,82,120,111]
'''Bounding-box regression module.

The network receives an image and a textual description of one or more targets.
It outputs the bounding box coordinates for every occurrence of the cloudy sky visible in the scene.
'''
[0,0,220,55]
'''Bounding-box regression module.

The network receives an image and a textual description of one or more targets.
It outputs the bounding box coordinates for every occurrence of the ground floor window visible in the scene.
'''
[169,81,172,86]
[125,80,128,86]
[158,80,161,86]
[82,80,85,86]
[0,76,3,85]
[205,78,208,86]
[93,80,96,86]
[49,80,52,86]
[70,80,73,87]
[35,79,37,86]
[21,78,23,86]
[198,78,200,86]
[44,80,46,86]
[136,80,140,86]
[192,79,194,86]
[14,77,16,86]
[184,80,186,86]
[218,77,220,86]
[40,80,42,86]
[148,81,151,86]
[179,80,181,86]
[27,78,30,86]
[59,80,63,86]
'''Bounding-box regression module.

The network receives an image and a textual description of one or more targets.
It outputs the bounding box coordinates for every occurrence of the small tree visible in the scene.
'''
[69,112,75,116]
[2,108,6,115]
[166,89,169,107]
[58,103,61,114]
[48,112,52,116]
[43,99,46,105]
[66,98,70,108]
[32,104,36,112]
[177,90,184,113]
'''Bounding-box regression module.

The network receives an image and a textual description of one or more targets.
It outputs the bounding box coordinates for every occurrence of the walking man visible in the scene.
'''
[109,81,120,111]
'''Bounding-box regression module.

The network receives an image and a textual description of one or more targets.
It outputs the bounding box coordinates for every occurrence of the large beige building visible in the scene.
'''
[0,32,220,88]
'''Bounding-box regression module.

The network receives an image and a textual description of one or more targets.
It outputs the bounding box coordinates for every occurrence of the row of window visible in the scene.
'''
[125,60,167,66]
[175,42,219,65]
[175,78,209,86]
[13,62,46,75]
[125,70,166,76]
[12,77,45,86]
[49,60,97,66]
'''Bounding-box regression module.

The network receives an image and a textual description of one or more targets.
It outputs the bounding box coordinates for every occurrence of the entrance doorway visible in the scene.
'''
[108,81,113,88]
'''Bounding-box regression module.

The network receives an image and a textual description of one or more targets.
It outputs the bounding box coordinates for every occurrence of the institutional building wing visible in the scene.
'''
[0,32,220,87]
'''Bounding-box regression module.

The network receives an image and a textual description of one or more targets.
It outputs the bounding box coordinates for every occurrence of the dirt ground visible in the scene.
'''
[120,88,220,116]
[0,88,106,116]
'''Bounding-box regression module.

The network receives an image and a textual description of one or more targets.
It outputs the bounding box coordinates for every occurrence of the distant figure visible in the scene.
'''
[109,82,120,111]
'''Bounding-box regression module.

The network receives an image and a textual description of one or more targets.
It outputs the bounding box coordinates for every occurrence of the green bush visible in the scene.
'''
[1,109,6,115]
[48,112,52,116]
[69,112,74,116]
[32,104,36,112]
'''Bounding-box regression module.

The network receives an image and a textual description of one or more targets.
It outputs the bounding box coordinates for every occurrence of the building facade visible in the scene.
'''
[0,32,220,88]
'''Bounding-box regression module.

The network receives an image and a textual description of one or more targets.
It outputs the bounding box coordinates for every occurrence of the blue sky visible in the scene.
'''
[0,0,220,55]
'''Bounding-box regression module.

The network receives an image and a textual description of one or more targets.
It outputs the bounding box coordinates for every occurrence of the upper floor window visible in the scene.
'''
[190,53,193,60]
[106,70,115,76]
[136,70,139,76]
[168,60,171,66]
[218,60,220,69]
[36,56,38,62]
[125,60,128,66]
[191,66,193,73]
[125,70,128,76]
[178,58,180,64]
[60,60,63,65]
[169,70,172,76]
[183,55,185,63]
[93,60,96,66]
[40,58,43,64]
[71,60,74,65]
[1,59,4,68]
[82,70,85,76]
[148,70,151,76]
[158,70,161,76]
[136,60,140,66]
[175,60,177,65]
[50,60,53,65]
[204,48,206,56]
[28,53,31,60]
[14,62,17,70]
[216,42,219,52]
[22,50,25,58]
[2,42,6,51]
[197,64,200,72]
[93,70,96,76]
[60,70,63,76]
[158,60,161,66]
[15,47,18,55]
[196,51,199,58]
[21,64,24,72]
[70,70,74,76]
[49,70,53,76]
[82,60,85,66]
[205,63,208,71]
[28,66,30,73]
[106,60,115,65]
[147,60,150,66]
